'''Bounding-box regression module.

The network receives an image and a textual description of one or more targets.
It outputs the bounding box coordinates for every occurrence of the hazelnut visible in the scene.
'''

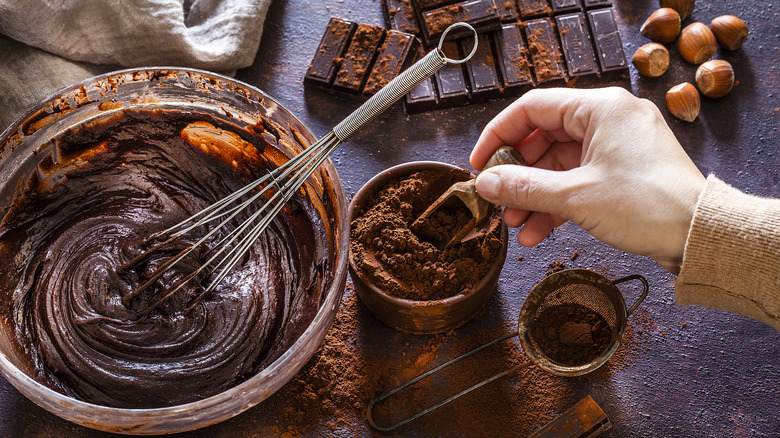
[678,22,717,64]
[632,43,670,77]
[695,60,734,98]
[666,83,700,122]
[710,15,748,50]
[640,8,681,44]
[659,0,695,21]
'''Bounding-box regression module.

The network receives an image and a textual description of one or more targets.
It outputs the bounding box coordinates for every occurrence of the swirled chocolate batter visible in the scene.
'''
[0,108,332,408]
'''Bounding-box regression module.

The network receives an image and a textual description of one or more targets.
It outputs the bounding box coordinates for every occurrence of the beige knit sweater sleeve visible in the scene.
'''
[675,175,780,331]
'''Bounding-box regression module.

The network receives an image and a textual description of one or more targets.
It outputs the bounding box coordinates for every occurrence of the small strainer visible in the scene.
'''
[367,269,648,432]
[518,269,648,377]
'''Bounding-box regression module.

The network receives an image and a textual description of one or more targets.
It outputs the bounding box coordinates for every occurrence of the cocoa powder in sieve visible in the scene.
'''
[532,303,613,366]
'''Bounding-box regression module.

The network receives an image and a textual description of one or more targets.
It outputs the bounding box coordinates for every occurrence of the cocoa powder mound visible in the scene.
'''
[350,169,503,301]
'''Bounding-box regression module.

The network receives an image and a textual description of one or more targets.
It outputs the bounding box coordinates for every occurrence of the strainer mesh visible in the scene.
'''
[527,282,618,367]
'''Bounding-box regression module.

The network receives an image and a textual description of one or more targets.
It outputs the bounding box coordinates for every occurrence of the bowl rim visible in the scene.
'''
[348,160,508,309]
[0,67,350,433]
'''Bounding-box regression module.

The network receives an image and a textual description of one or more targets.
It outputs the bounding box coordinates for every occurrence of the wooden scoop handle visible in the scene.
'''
[483,146,525,170]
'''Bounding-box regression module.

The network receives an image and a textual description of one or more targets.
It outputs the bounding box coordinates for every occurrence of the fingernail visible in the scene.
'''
[476,172,500,200]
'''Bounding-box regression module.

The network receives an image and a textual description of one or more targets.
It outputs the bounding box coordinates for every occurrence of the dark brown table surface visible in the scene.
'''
[1,0,778,437]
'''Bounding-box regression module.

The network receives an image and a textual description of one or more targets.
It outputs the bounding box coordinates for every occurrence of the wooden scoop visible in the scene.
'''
[412,146,525,249]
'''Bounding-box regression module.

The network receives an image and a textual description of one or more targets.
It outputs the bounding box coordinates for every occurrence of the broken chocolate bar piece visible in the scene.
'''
[496,22,534,91]
[496,0,519,22]
[383,0,421,35]
[434,40,471,107]
[582,0,611,8]
[587,8,628,73]
[420,0,501,46]
[556,13,598,77]
[364,30,420,95]
[462,33,502,102]
[551,0,581,14]
[517,0,551,18]
[333,23,387,94]
[529,395,611,438]
[304,18,357,88]
[524,18,567,83]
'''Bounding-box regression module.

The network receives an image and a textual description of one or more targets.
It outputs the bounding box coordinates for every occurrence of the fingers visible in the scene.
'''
[470,88,598,170]
[475,163,587,218]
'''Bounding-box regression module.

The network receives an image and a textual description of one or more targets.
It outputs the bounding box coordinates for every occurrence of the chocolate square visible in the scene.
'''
[462,33,503,102]
[587,8,627,72]
[524,18,567,83]
[551,0,581,13]
[304,18,357,88]
[434,40,471,107]
[413,0,457,10]
[420,0,502,46]
[582,0,611,8]
[496,0,519,22]
[404,75,439,113]
[383,0,422,35]
[496,22,535,90]
[333,24,387,94]
[364,31,420,96]
[517,0,551,18]
[555,13,598,77]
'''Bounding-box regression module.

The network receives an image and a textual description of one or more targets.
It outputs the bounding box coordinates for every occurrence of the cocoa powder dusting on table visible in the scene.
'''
[264,277,656,436]
[350,169,502,301]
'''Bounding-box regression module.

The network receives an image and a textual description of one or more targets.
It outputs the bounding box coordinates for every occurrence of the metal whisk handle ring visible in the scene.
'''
[332,22,478,142]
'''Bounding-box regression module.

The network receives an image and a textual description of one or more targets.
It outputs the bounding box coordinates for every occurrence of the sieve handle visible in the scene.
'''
[612,274,649,316]
[332,22,478,142]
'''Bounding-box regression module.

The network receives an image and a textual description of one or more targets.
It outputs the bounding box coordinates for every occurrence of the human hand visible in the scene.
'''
[470,87,706,274]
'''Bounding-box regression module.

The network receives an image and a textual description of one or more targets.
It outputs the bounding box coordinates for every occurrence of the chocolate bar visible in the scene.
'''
[551,0,581,14]
[555,13,598,77]
[582,0,611,8]
[524,18,567,83]
[434,40,471,107]
[587,8,627,73]
[333,24,387,94]
[304,18,356,87]
[420,0,501,46]
[517,0,551,18]
[383,0,421,35]
[496,22,534,91]
[364,30,421,95]
[462,33,502,102]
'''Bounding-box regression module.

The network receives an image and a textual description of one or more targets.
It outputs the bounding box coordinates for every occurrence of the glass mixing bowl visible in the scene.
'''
[0,68,349,434]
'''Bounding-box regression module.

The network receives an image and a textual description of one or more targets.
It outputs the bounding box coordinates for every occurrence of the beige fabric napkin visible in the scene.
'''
[0,0,272,129]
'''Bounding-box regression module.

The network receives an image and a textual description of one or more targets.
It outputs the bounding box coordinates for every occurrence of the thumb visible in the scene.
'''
[474,165,581,217]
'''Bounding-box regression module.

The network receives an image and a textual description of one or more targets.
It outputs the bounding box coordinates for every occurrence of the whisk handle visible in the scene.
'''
[333,22,478,141]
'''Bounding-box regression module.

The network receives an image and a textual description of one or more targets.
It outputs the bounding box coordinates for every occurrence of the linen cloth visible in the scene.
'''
[0,0,272,129]
[676,175,780,330]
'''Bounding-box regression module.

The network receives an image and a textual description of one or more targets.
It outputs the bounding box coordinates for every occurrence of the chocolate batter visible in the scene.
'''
[0,108,331,408]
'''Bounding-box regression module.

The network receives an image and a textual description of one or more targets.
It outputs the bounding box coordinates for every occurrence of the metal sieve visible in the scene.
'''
[367,269,648,432]
[518,269,648,377]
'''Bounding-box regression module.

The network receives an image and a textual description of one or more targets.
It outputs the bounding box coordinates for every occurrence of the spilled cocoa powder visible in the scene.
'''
[259,274,657,436]
[350,169,503,301]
